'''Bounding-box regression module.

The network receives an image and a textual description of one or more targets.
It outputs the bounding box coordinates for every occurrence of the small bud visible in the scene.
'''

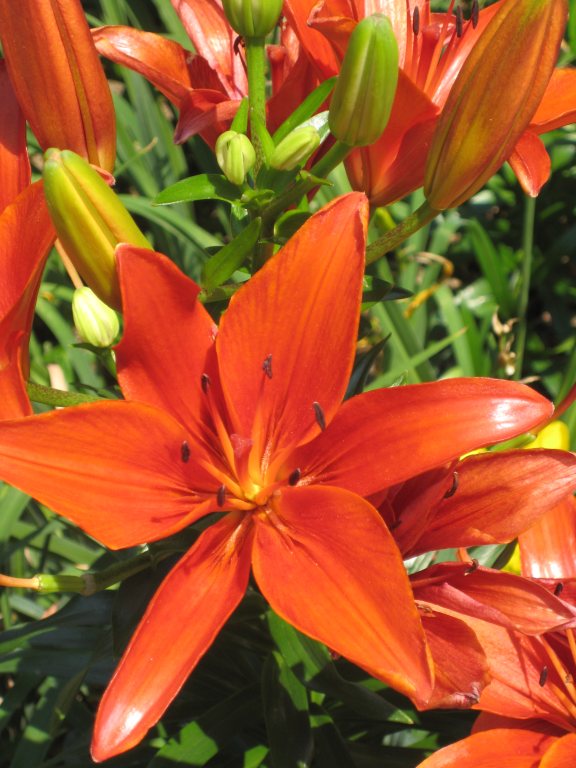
[329,14,399,147]
[215,131,256,186]
[72,287,119,348]
[270,126,321,171]
[222,0,283,38]
[424,0,568,210]
[43,149,151,310]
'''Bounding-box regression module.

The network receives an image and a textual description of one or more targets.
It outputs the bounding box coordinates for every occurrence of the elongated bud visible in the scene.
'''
[72,287,119,348]
[215,131,256,185]
[0,0,116,172]
[43,149,151,310]
[328,14,399,147]
[424,0,568,210]
[270,126,321,171]
[222,0,283,37]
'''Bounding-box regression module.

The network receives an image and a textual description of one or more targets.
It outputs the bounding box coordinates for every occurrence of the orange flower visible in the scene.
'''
[0,0,116,171]
[0,194,559,759]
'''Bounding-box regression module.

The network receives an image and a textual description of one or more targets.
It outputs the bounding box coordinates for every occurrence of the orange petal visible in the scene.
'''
[0,59,29,214]
[251,485,434,706]
[0,401,217,548]
[509,130,551,197]
[414,450,576,553]
[115,246,217,442]
[292,379,554,498]
[283,0,341,79]
[216,193,368,462]
[531,68,576,133]
[175,90,241,145]
[540,733,576,768]
[91,513,253,761]
[519,495,576,579]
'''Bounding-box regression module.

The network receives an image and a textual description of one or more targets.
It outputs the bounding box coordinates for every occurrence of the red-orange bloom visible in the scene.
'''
[0,194,560,759]
[285,0,576,205]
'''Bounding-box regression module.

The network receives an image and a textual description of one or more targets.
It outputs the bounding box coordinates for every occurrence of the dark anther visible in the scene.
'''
[201,373,211,393]
[217,484,226,507]
[262,354,273,379]
[554,582,564,596]
[288,468,301,486]
[412,5,420,35]
[444,471,459,499]
[464,558,479,575]
[455,5,463,37]
[313,401,326,431]
[181,440,190,463]
[471,0,479,28]
[539,666,548,687]
[233,35,245,55]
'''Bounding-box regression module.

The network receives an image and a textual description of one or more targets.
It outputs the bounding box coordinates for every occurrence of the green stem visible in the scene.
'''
[366,200,438,264]
[27,381,103,407]
[245,36,267,173]
[514,195,536,380]
[260,140,352,226]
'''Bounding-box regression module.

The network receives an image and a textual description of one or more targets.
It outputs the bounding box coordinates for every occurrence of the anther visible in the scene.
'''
[201,373,211,393]
[554,582,564,596]
[181,440,190,463]
[471,0,479,28]
[217,484,226,507]
[313,401,326,431]
[455,5,463,37]
[412,5,420,35]
[262,354,273,379]
[444,471,459,499]
[288,468,301,486]
[464,558,479,575]
[539,666,548,687]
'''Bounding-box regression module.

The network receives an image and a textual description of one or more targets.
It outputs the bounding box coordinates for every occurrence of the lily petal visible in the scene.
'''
[530,68,576,133]
[540,732,576,768]
[115,246,216,441]
[509,130,551,198]
[519,495,576,579]
[413,450,576,553]
[0,401,216,548]
[91,513,253,761]
[293,379,553,498]
[251,485,434,706]
[0,59,29,214]
[217,193,368,461]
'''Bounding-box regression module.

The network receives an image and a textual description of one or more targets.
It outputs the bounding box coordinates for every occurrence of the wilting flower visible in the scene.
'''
[285,0,576,205]
[0,0,116,172]
[0,194,561,759]
[93,0,319,146]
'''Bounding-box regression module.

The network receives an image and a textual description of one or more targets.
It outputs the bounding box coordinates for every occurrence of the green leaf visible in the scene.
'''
[273,79,336,144]
[201,218,262,292]
[231,97,250,134]
[154,174,242,206]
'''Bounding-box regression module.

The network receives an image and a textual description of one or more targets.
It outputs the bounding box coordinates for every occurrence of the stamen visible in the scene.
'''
[313,401,326,431]
[464,558,479,575]
[471,0,479,28]
[455,5,463,37]
[201,373,211,393]
[288,468,301,486]
[262,354,273,379]
[412,5,420,35]
[217,484,227,507]
[539,666,548,686]
[181,440,190,463]
[555,582,564,596]
[444,471,459,498]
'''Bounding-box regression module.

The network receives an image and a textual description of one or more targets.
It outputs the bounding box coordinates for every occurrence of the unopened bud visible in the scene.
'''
[215,131,256,186]
[43,149,151,310]
[270,126,321,171]
[222,0,283,37]
[329,14,399,147]
[72,287,119,347]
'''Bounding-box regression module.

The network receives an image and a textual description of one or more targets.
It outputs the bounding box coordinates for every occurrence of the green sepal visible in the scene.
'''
[201,218,262,292]
[153,174,242,206]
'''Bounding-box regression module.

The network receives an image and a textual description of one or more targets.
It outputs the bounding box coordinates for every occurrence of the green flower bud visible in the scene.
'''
[72,287,119,347]
[270,126,321,171]
[43,149,151,310]
[222,0,283,37]
[329,14,399,147]
[215,131,256,186]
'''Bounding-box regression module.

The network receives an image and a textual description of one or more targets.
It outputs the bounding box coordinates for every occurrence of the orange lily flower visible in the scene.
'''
[0,0,116,172]
[285,0,576,205]
[0,59,29,214]
[0,194,560,759]
[92,0,318,146]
